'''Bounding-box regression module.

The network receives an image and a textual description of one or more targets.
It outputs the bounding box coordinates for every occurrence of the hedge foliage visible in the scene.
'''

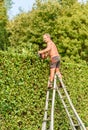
[0,46,88,129]
[0,45,49,130]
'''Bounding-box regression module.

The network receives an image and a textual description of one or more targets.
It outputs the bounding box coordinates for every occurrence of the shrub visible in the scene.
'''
[0,49,88,129]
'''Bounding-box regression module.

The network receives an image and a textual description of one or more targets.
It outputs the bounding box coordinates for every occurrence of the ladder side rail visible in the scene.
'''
[50,75,57,130]
[59,78,86,130]
[42,90,50,130]
[56,85,76,130]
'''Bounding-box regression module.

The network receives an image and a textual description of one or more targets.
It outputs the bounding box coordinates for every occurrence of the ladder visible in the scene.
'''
[42,74,86,130]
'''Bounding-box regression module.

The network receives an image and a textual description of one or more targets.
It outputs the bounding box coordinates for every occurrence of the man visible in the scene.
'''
[38,33,62,88]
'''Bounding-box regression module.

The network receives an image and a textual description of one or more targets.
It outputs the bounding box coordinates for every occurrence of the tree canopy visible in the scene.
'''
[0,0,9,50]
[4,0,13,10]
[7,0,88,62]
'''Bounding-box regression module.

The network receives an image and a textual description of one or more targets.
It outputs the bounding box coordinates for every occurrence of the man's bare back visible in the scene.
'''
[47,41,59,60]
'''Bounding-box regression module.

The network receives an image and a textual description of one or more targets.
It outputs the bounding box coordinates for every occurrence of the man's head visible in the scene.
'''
[43,33,51,43]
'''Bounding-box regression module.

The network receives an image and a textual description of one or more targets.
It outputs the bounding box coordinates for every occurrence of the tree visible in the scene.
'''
[7,0,88,61]
[0,0,8,50]
[4,0,13,10]
[58,0,77,4]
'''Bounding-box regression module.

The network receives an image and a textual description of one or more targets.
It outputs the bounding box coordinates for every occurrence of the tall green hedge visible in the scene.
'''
[0,47,88,129]
[0,45,48,130]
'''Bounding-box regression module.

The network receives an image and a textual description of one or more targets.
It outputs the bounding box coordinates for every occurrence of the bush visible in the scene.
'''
[0,49,88,129]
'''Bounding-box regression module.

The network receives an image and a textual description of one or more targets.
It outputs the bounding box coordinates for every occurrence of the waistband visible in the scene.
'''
[51,56,60,62]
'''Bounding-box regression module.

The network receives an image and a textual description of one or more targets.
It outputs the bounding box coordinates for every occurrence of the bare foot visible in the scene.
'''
[48,81,53,89]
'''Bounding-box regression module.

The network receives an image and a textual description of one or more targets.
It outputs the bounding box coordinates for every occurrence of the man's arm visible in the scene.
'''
[38,42,51,54]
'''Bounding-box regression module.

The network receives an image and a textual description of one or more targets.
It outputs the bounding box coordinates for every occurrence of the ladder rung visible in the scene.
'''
[74,124,80,127]
[44,109,49,111]
[44,109,48,111]
[44,108,51,111]
[43,118,51,122]
[46,99,52,101]
[60,96,66,99]
[69,115,74,118]
[69,124,80,129]
[69,114,75,117]
[47,87,56,90]
[64,105,70,108]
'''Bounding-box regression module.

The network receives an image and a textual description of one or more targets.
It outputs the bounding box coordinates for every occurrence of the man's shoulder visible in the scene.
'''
[48,41,53,45]
[47,42,51,46]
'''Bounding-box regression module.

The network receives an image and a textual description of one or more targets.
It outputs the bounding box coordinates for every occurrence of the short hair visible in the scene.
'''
[43,33,51,39]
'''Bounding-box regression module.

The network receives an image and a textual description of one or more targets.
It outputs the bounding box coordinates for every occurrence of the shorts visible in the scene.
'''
[50,56,60,69]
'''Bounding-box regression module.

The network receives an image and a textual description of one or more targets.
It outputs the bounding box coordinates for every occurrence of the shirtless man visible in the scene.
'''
[38,33,62,88]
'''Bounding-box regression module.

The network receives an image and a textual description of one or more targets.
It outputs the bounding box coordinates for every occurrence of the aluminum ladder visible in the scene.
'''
[42,74,86,130]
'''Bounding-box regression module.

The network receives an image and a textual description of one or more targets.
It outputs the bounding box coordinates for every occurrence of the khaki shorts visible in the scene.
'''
[50,56,60,69]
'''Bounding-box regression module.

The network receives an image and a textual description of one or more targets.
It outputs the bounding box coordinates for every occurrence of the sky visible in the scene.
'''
[8,0,87,19]
[8,0,35,19]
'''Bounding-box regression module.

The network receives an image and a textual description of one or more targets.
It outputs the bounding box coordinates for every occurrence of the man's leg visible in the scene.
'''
[50,68,56,82]
[56,68,62,79]
[56,67,62,88]
[48,68,56,88]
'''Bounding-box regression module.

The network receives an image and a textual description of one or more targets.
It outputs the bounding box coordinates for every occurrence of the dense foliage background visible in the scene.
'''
[0,0,88,129]
[0,0,9,50]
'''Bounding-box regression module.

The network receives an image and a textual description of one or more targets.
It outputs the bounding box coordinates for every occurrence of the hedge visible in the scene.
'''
[0,48,88,130]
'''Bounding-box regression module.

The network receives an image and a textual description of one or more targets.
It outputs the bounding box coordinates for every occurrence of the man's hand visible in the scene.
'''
[41,53,45,59]
[38,51,42,54]
[38,51,42,58]
[38,52,45,59]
